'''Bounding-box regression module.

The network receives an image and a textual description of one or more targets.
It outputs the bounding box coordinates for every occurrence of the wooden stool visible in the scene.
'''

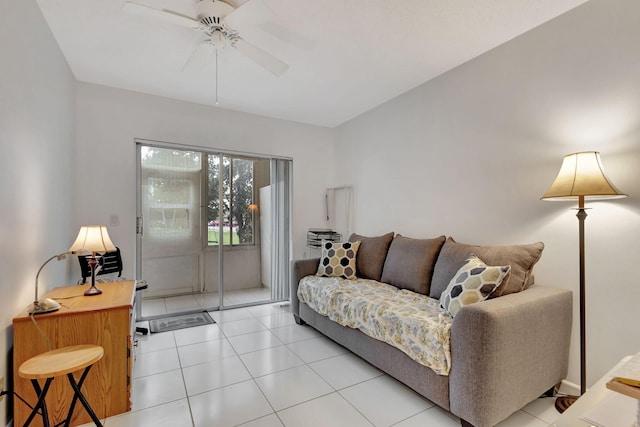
[18,345,104,427]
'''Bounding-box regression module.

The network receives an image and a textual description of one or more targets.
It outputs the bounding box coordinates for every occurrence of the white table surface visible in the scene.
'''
[552,356,634,427]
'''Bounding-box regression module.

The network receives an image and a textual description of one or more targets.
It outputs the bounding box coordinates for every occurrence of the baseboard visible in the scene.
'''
[558,379,580,396]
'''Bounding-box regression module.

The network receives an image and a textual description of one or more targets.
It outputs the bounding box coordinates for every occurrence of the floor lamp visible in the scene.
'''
[541,151,626,413]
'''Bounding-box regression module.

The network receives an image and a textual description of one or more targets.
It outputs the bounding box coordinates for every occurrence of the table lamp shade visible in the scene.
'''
[542,151,626,200]
[69,226,116,254]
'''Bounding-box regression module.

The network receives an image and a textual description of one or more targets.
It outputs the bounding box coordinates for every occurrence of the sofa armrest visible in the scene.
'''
[290,258,320,319]
[449,285,572,427]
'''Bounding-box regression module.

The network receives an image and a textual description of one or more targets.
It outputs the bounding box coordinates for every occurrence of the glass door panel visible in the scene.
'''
[139,146,204,298]
[204,155,274,307]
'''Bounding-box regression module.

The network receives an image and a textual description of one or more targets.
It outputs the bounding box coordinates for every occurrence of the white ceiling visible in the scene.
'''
[36,0,589,128]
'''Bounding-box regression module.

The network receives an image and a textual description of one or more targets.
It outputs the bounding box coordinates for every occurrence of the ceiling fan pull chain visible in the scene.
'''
[215,49,219,105]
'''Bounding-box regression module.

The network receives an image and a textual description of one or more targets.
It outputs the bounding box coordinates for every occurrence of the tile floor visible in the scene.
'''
[141,287,272,317]
[85,303,562,427]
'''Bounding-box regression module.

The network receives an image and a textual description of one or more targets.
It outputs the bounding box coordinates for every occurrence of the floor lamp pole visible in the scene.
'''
[577,195,587,396]
[555,195,588,413]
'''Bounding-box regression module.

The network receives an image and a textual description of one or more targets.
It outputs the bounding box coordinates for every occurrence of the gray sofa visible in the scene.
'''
[291,233,572,427]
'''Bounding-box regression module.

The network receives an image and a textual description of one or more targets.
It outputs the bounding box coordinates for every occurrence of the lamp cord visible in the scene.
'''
[29,313,52,351]
[1,389,36,411]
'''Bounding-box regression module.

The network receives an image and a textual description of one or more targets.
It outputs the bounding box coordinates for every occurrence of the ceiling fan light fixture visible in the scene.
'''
[208,31,228,49]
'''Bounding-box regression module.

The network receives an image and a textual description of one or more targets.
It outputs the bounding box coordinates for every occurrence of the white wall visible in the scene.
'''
[0,0,76,424]
[74,83,335,280]
[336,0,640,389]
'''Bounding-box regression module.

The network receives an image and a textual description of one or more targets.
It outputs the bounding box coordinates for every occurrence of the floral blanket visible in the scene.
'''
[297,275,452,375]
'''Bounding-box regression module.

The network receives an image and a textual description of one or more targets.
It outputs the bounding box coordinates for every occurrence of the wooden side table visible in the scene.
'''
[19,345,105,427]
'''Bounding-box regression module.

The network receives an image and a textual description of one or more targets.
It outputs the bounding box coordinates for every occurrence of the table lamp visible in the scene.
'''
[68,225,117,296]
[541,151,626,412]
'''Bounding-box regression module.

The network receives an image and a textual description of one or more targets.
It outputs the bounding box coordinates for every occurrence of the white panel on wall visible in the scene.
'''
[327,186,353,239]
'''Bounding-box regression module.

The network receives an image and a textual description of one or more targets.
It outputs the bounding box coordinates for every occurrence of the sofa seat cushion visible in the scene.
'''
[297,275,453,375]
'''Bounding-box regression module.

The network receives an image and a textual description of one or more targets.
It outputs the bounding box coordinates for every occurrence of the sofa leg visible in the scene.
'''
[460,419,475,427]
[293,314,306,325]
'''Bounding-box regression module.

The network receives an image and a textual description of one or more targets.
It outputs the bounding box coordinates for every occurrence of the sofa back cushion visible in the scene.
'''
[429,237,544,299]
[380,235,446,295]
[348,232,394,281]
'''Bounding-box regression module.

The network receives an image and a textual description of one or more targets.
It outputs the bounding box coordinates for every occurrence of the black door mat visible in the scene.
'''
[149,311,215,333]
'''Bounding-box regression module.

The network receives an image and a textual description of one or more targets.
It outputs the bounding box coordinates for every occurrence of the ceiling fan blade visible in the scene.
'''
[122,1,199,28]
[234,38,288,77]
[182,42,215,73]
[222,0,262,28]
[224,0,314,50]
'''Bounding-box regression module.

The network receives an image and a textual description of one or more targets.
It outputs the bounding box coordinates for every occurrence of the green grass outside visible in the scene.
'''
[208,229,239,245]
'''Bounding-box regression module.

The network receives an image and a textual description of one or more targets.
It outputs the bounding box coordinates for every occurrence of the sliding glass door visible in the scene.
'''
[136,140,291,315]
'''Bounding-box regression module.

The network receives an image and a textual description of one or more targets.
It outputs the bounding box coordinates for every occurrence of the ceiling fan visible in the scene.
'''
[122,0,289,77]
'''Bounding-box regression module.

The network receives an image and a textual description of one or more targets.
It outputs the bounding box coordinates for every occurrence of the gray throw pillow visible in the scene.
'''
[380,235,446,295]
[429,237,544,299]
[348,232,394,281]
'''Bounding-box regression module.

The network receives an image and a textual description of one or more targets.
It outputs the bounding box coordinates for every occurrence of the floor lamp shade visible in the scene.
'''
[541,151,626,202]
[541,151,626,413]
[69,226,116,296]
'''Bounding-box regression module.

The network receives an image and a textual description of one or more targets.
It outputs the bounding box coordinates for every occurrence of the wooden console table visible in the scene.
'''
[13,281,135,427]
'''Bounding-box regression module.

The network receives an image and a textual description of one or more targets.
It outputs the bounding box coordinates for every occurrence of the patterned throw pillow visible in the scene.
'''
[316,241,361,280]
[439,255,511,318]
